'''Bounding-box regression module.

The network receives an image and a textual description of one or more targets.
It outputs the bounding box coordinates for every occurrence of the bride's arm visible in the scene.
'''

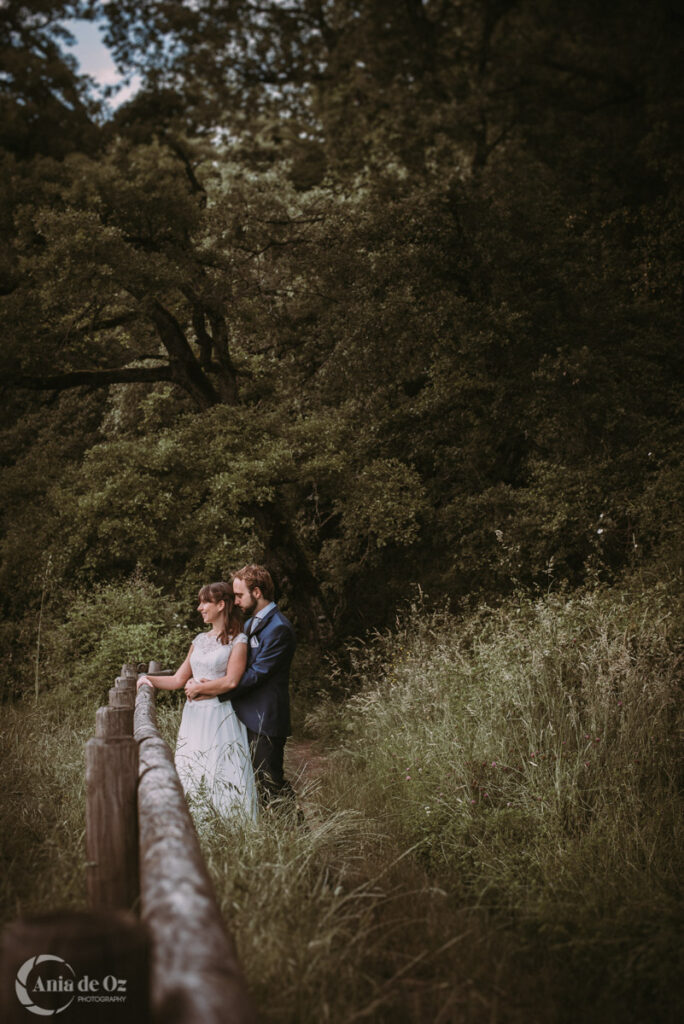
[184,641,247,700]
[137,650,193,691]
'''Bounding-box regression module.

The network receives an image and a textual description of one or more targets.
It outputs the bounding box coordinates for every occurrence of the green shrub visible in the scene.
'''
[39,572,189,706]
[0,573,191,923]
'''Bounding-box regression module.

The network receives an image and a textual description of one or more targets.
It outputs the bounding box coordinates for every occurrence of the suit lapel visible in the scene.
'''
[248,605,277,641]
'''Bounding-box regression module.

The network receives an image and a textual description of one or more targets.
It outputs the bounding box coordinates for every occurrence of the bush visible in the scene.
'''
[39,572,189,707]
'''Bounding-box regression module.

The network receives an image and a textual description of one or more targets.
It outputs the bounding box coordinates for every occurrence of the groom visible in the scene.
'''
[220,563,296,804]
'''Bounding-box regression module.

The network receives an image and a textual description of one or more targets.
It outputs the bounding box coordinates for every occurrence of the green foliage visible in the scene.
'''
[309,578,684,1021]
[0,700,91,924]
[1,0,682,650]
[318,457,428,582]
[40,572,189,705]
[2,577,682,1020]
[0,1,99,161]
[44,406,293,587]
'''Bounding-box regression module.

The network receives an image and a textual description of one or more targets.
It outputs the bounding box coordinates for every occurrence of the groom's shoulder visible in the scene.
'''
[270,606,296,637]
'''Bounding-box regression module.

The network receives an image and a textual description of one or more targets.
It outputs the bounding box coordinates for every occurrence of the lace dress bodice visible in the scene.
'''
[189,631,247,684]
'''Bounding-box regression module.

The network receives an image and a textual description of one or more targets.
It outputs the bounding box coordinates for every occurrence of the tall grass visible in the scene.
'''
[0,695,91,922]
[1,577,681,1022]
[308,580,683,1021]
[184,791,519,1023]
[0,572,188,923]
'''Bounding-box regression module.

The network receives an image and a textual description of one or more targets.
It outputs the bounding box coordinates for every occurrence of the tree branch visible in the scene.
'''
[4,365,174,392]
[165,136,207,205]
[143,297,221,409]
[86,311,142,333]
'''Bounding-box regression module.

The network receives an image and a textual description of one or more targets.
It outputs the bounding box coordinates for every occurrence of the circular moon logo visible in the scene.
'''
[15,955,76,1016]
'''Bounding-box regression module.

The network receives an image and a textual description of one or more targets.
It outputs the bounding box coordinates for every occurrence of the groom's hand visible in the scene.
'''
[185,678,208,700]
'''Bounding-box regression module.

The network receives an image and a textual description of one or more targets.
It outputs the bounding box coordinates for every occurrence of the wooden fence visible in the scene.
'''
[1,665,257,1024]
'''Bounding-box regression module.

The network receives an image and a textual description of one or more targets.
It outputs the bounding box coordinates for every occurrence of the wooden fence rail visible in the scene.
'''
[1,664,257,1023]
[134,681,257,1024]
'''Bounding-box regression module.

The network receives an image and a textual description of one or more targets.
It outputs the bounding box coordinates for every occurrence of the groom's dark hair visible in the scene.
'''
[232,564,275,601]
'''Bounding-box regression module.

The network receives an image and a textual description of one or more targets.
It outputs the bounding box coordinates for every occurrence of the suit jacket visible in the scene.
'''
[218,604,295,737]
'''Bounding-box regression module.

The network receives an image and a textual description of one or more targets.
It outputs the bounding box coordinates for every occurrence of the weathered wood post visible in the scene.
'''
[0,910,150,1022]
[85,665,139,910]
[134,684,258,1024]
[108,662,138,710]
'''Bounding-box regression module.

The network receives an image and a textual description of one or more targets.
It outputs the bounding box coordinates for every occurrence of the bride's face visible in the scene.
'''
[197,598,225,626]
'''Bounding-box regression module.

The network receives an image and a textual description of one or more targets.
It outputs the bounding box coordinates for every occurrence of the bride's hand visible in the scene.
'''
[185,677,203,700]
[188,677,214,701]
[137,675,153,691]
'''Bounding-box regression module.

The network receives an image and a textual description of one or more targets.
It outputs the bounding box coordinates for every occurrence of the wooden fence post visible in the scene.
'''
[85,666,139,911]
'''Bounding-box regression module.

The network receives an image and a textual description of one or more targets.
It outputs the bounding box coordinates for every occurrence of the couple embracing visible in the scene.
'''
[138,564,295,822]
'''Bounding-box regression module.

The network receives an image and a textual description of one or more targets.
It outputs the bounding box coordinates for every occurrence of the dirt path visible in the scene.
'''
[284,738,329,820]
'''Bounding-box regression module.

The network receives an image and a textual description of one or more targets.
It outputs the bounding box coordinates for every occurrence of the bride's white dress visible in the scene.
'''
[174,631,257,821]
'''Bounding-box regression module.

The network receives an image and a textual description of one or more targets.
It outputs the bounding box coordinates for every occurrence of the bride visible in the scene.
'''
[137,581,258,822]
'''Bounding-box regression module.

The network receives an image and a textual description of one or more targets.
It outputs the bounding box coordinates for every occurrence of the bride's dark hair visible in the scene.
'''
[198,581,243,645]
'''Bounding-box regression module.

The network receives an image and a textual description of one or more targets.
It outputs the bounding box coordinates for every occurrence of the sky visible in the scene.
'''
[64,19,140,108]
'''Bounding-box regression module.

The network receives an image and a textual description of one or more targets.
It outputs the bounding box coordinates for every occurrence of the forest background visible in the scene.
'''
[0,2,682,1021]
[1,0,682,660]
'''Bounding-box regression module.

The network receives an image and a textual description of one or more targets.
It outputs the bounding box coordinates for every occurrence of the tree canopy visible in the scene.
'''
[1,0,682,691]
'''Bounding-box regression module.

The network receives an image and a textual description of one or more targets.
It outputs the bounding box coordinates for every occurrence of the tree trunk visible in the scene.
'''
[247,498,334,644]
[207,311,240,404]
[145,298,221,410]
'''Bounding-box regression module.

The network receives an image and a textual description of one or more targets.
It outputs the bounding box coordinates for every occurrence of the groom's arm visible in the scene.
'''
[185,642,247,700]
[218,624,294,703]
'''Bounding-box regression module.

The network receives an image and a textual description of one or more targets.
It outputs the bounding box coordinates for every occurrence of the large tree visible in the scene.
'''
[1,0,681,677]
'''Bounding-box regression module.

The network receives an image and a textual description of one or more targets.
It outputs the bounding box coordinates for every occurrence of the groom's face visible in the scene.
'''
[233,578,257,616]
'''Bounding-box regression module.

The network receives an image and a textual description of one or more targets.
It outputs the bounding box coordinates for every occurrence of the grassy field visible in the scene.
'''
[300,580,683,1021]
[1,577,682,1022]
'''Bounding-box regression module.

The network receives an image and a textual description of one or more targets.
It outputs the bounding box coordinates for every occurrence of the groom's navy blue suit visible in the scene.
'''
[219,603,295,737]
[219,603,295,802]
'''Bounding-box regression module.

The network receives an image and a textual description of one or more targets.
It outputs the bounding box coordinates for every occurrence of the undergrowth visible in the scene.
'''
[307,577,684,1022]
[1,575,681,1022]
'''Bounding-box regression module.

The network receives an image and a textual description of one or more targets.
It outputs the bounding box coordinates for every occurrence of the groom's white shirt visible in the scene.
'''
[247,600,276,647]
[250,601,276,630]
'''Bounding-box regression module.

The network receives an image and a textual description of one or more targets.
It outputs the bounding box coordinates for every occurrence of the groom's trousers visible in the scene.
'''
[246,728,296,806]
